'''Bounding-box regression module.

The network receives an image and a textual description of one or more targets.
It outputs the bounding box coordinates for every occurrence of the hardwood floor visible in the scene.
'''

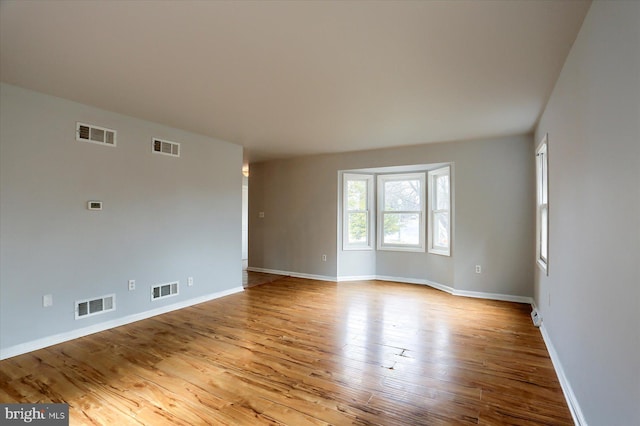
[242,270,286,288]
[0,277,572,425]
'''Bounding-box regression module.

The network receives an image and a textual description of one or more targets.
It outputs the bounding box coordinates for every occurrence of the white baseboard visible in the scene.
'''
[0,286,244,361]
[375,275,432,286]
[340,274,533,304]
[336,275,378,281]
[539,323,587,426]
[452,288,533,304]
[250,269,532,305]
[246,267,337,282]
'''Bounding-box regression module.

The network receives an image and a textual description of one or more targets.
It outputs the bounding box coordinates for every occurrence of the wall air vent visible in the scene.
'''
[76,122,116,147]
[75,294,115,319]
[151,281,179,301]
[152,138,180,157]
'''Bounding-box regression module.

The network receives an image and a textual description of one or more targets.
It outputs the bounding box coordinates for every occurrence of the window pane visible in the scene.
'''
[347,180,367,211]
[542,164,548,204]
[435,175,450,210]
[433,212,449,248]
[348,212,368,244]
[540,206,548,261]
[427,167,450,255]
[383,213,420,245]
[384,180,421,211]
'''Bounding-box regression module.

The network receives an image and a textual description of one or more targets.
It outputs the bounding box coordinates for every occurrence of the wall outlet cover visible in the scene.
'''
[43,294,53,307]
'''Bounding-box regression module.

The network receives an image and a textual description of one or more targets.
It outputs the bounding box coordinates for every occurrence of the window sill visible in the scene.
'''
[537,259,548,275]
[343,246,374,251]
[377,246,425,253]
[428,248,451,257]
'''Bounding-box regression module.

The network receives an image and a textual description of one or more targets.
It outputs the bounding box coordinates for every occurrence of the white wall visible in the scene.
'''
[249,134,534,299]
[534,1,640,424]
[0,83,242,357]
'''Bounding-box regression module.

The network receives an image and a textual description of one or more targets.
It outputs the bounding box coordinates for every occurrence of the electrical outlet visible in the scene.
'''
[128,280,135,291]
[322,254,327,262]
[43,294,53,307]
[188,277,194,286]
[475,265,481,273]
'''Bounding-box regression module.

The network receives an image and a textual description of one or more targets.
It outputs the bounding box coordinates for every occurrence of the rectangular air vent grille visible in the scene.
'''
[152,138,180,157]
[75,294,115,319]
[151,281,179,301]
[76,122,116,147]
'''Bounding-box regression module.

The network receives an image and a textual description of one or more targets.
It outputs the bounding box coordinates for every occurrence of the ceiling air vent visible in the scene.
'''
[76,122,116,147]
[152,138,180,157]
[75,294,116,319]
[151,281,179,301]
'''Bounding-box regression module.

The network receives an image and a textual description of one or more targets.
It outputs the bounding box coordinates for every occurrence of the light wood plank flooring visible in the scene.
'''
[0,277,572,425]
[242,270,286,288]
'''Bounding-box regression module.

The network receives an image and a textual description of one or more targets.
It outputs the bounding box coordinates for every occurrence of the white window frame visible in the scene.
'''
[343,173,374,250]
[377,173,426,252]
[427,166,451,256]
[536,135,549,273]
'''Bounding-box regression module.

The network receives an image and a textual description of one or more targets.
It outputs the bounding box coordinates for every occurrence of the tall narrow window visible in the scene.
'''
[536,136,549,272]
[343,173,374,250]
[428,166,451,256]
[377,173,425,251]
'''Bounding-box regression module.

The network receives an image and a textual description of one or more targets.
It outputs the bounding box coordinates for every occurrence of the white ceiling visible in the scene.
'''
[0,0,590,163]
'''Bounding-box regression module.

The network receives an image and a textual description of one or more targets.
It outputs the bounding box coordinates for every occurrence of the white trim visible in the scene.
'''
[334,275,378,282]
[453,288,533,304]
[382,275,532,304]
[538,322,588,426]
[420,278,454,294]
[246,267,336,282]
[336,274,533,304]
[375,275,435,286]
[0,286,244,361]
